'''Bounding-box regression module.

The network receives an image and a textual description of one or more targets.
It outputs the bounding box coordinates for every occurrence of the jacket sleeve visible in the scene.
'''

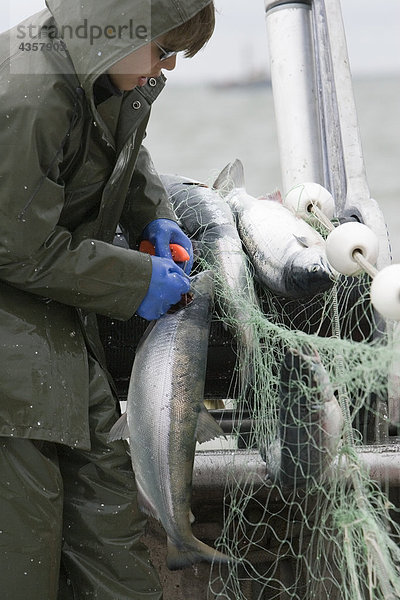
[0,80,151,321]
[119,144,177,247]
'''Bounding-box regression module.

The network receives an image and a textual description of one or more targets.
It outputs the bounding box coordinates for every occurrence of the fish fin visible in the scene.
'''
[189,510,195,524]
[108,413,130,442]
[213,159,245,194]
[136,482,160,520]
[196,406,225,444]
[293,234,310,248]
[166,537,233,571]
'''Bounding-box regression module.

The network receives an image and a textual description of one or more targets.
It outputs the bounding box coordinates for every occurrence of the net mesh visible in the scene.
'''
[210,278,399,599]
[167,180,400,599]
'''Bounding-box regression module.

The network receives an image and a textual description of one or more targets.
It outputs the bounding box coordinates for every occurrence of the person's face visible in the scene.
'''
[107,38,177,91]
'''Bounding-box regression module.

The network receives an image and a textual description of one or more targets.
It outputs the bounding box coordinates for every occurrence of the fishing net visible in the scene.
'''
[166,180,400,599]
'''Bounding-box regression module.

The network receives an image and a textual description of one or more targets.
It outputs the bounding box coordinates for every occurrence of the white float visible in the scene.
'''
[291,201,400,321]
[370,265,400,321]
[285,182,335,222]
[326,222,379,276]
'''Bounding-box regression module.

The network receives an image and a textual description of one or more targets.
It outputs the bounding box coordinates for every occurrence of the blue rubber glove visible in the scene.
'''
[141,219,194,274]
[136,255,191,320]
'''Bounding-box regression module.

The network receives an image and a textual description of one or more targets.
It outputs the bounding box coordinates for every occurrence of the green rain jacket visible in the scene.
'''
[0,0,212,449]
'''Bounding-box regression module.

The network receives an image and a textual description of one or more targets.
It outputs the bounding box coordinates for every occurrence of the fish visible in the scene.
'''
[263,344,343,488]
[160,173,259,357]
[109,271,232,570]
[213,159,334,298]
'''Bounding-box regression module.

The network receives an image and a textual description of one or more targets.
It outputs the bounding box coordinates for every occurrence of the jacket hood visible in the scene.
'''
[45,0,212,93]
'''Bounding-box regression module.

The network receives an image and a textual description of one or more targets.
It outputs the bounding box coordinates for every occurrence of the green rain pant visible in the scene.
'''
[0,355,162,600]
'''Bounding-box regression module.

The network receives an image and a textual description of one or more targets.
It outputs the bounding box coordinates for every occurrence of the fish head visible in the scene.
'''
[285,245,335,297]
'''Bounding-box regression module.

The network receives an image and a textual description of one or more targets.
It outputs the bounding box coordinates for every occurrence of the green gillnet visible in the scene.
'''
[195,246,400,599]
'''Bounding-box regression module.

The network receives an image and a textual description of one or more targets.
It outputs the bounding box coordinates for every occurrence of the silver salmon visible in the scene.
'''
[214,159,334,298]
[109,271,232,570]
[264,345,343,488]
[160,173,259,356]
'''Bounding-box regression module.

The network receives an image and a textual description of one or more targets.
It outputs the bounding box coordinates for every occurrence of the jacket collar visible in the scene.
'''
[93,74,123,106]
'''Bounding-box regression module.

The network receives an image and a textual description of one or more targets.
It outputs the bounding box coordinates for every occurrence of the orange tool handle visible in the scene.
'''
[139,240,190,263]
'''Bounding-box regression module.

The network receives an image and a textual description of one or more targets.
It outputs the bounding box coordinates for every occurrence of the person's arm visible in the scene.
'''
[0,85,152,320]
[119,144,177,245]
[120,146,193,272]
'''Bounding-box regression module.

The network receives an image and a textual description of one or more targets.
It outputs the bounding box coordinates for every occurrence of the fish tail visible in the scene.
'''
[213,159,245,194]
[166,537,233,571]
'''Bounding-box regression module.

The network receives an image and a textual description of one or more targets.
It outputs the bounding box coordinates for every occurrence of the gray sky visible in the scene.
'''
[2,1,400,83]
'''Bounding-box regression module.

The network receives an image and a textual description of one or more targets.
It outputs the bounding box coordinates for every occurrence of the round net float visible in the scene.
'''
[284,182,335,221]
[370,264,400,321]
[325,221,379,276]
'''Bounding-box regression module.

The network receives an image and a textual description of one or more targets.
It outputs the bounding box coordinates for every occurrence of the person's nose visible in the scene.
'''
[161,55,177,71]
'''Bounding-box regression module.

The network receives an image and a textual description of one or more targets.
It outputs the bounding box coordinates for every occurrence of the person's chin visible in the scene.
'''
[121,80,142,91]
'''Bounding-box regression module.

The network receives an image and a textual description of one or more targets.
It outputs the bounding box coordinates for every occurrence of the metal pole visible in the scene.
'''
[311,0,391,269]
[193,448,400,495]
[313,0,369,215]
[312,0,394,428]
[265,1,324,194]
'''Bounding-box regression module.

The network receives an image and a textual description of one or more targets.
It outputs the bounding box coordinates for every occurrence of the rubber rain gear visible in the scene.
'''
[0,0,213,598]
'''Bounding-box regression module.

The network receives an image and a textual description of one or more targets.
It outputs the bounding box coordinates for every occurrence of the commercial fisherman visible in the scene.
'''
[0,1,215,598]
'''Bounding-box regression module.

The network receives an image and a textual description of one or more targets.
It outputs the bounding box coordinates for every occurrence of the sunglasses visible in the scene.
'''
[153,40,178,62]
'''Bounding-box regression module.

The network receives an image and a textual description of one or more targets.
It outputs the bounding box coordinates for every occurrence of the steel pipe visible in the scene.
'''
[193,446,400,495]
[265,1,323,193]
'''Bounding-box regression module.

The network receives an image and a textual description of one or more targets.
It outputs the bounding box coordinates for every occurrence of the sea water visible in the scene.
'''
[146,75,400,261]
